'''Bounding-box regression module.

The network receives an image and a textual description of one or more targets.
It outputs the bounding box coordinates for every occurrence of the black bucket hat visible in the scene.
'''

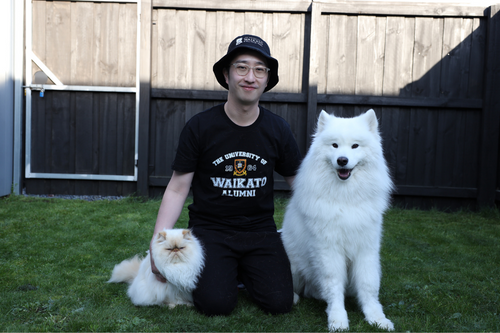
[213,35,279,92]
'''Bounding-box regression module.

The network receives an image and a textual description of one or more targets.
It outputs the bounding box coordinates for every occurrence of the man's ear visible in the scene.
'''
[223,68,229,85]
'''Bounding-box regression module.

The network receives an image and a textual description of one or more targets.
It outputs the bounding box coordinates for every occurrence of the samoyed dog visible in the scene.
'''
[281,109,394,331]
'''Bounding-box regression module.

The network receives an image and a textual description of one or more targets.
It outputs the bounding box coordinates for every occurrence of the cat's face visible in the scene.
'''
[153,229,195,264]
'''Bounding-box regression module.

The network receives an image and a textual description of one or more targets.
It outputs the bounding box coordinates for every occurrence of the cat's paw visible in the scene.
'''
[167,301,193,309]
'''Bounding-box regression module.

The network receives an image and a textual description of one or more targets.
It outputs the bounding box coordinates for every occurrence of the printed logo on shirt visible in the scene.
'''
[211,151,268,198]
[233,159,247,176]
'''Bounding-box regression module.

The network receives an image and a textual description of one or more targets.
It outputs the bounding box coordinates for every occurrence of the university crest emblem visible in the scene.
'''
[233,159,247,176]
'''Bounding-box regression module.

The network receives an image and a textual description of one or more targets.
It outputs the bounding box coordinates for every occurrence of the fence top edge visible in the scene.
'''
[151,0,488,17]
[316,1,487,17]
[152,0,312,13]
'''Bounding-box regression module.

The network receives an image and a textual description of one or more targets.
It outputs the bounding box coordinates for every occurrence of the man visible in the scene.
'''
[150,34,302,316]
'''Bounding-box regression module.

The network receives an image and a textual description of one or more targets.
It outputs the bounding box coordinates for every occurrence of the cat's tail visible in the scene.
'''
[108,255,142,284]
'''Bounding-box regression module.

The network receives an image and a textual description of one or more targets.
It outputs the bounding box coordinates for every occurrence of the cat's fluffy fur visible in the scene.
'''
[108,229,204,308]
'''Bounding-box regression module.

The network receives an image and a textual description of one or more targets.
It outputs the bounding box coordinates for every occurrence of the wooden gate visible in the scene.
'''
[25,0,139,195]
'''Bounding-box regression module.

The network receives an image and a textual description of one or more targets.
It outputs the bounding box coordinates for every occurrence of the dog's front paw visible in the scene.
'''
[328,319,349,332]
[368,318,394,331]
[327,312,349,332]
[327,306,349,331]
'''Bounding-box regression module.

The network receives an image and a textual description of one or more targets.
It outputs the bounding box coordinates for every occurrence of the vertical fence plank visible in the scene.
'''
[478,5,500,206]
[290,13,305,93]
[70,1,93,85]
[74,92,94,174]
[317,14,328,94]
[383,17,414,185]
[174,10,189,89]
[325,14,357,94]
[234,12,246,40]
[262,12,274,56]
[216,11,235,67]
[152,100,169,177]
[46,1,71,83]
[31,94,46,173]
[383,16,415,97]
[32,1,46,78]
[441,17,473,99]
[306,2,321,147]
[272,13,303,93]
[50,92,71,175]
[189,10,207,90]
[438,18,473,189]
[412,17,444,98]
[356,16,386,95]
[99,3,119,86]
[244,11,264,36]
[156,9,176,88]
[467,18,486,99]
[138,0,152,196]
[204,11,217,90]
[118,3,137,87]
[71,1,94,194]
[151,9,158,89]
[273,13,291,92]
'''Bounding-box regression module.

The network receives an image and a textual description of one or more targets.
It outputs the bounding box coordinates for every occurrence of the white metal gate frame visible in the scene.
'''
[24,0,141,182]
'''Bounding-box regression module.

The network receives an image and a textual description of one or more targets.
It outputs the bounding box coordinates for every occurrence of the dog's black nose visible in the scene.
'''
[337,157,348,167]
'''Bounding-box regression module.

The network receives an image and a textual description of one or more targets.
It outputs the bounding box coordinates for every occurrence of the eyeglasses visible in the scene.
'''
[231,63,270,78]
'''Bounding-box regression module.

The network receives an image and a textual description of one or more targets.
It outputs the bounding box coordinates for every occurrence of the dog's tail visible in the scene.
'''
[107,255,142,284]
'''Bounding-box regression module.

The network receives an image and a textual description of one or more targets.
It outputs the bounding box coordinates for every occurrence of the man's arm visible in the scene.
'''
[153,170,194,233]
[150,170,194,282]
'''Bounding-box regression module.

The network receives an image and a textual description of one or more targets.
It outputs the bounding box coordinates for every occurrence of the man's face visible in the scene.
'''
[223,52,269,106]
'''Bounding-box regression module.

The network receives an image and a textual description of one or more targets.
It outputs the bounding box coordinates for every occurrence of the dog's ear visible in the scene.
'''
[317,110,330,133]
[363,109,379,133]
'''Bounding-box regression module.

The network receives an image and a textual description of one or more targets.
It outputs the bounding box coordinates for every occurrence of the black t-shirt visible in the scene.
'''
[172,103,301,232]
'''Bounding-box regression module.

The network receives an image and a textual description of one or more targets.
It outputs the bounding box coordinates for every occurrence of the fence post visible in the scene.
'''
[478,5,500,207]
[137,0,152,197]
[306,1,321,148]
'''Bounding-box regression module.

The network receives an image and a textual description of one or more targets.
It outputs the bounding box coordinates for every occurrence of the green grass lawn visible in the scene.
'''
[1,195,499,332]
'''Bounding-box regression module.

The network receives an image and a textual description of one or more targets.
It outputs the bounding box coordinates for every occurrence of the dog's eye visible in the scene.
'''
[332,143,338,148]
[352,144,359,149]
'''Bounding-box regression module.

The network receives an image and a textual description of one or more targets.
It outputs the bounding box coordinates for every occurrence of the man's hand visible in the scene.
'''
[150,243,167,283]
[149,171,194,284]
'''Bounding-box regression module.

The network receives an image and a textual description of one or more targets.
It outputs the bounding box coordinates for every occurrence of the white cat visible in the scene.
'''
[108,229,204,308]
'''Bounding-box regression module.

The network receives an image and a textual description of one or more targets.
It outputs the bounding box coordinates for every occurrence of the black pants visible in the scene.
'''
[191,227,293,316]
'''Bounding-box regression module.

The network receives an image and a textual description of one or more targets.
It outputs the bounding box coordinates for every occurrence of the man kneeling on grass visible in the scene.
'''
[149,34,302,315]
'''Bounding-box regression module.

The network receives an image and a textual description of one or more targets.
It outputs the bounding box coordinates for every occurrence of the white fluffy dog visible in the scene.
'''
[281,110,394,331]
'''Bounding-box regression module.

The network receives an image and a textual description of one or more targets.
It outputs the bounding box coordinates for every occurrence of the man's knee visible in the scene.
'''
[193,291,238,316]
[257,290,294,315]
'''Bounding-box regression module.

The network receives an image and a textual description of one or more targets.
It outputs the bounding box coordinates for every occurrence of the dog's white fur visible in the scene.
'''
[108,229,204,308]
[281,110,394,331]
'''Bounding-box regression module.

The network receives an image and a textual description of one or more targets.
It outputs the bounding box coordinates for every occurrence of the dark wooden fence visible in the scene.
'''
[24,0,500,210]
